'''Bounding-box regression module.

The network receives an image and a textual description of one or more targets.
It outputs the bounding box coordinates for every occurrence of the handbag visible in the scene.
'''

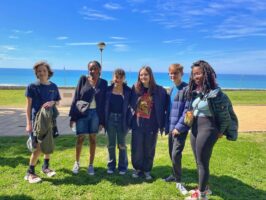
[76,100,90,114]
[184,98,201,127]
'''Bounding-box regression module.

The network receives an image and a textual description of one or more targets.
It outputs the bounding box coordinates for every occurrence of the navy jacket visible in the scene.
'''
[105,83,132,133]
[129,84,168,133]
[165,82,190,134]
[69,75,107,126]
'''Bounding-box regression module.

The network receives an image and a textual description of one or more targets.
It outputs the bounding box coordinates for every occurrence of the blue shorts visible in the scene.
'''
[76,109,99,135]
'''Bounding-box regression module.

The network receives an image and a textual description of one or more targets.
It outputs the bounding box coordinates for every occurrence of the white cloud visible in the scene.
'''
[56,36,68,40]
[9,35,19,39]
[110,36,127,40]
[113,44,129,52]
[48,45,63,48]
[104,3,122,10]
[66,42,98,46]
[80,7,116,20]
[0,45,16,51]
[163,39,184,44]
[12,29,33,34]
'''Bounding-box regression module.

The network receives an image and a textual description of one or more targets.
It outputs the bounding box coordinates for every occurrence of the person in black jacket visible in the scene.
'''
[69,60,107,176]
[105,69,131,175]
[129,66,168,180]
[164,64,190,195]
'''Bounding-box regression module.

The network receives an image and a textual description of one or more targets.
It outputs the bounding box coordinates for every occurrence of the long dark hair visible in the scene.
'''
[135,65,156,95]
[188,60,218,99]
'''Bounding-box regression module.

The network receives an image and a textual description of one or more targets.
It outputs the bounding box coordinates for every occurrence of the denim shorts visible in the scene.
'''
[76,109,99,135]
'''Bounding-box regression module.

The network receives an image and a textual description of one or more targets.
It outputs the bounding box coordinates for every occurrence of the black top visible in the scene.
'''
[109,93,123,113]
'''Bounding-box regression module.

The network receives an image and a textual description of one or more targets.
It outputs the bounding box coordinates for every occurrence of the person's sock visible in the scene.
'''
[42,159,50,169]
[27,165,35,174]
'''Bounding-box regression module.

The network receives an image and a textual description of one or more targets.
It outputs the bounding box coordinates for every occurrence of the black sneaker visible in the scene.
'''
[163,174,176,182]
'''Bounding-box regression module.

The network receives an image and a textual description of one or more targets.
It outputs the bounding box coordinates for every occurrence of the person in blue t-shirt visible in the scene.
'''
[164,64,190,195]
[24,61,61,184]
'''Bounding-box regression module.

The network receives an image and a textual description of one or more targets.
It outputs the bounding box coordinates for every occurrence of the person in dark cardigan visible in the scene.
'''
[129,66,168,180]
[69,60,107,176]
[164,63,190,195]
[105,68,131,175]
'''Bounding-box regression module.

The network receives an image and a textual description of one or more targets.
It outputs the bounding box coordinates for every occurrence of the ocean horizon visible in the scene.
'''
[0,68,266,90]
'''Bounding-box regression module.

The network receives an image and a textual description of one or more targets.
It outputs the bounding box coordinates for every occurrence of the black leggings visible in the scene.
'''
[190,116,218,192]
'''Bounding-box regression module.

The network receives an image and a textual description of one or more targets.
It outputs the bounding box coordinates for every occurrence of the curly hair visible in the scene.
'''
[134,65,156,95]
[33,61,53,79]
[188,60,217,99]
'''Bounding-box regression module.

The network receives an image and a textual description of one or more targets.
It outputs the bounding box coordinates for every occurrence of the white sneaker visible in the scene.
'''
[189,186,212,195]
[42,168,56,177]
[132,170,140,178]
[107,169,114,174]
[144,172,152,180]
[176,182,188,195]
[24,173,42,184]
[87,165,95,175]
[119,171,126,175]
[72,161,80,174]
[185,189,208,200]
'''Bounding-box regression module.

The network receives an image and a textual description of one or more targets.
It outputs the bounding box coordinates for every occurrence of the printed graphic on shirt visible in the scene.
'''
[136,93,153,119]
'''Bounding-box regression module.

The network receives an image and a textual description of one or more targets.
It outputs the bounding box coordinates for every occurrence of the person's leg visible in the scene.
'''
[25,144,42,183]
[107,118,117,172]
[195,117,218,192]
[163,133,176,182]
[143,130,158,174]
[89,134,96,165]
[117,122,128,173]
[76,135,85,162]
[171,132,188,182]
[131,128,144,173]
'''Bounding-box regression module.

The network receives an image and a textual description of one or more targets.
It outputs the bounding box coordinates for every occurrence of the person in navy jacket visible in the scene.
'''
[69,60,107,176]
[129,66,168,180]
[105,69,131,175]
[164,64,190,195]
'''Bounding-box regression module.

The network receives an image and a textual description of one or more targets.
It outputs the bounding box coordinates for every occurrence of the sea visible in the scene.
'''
[0,68,266,90]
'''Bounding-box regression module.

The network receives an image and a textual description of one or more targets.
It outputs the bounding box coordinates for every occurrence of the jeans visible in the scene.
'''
[107,113,128,171]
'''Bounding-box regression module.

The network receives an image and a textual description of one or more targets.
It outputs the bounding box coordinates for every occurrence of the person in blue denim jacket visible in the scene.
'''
[129,66,168,180]
[105,69,131,175]
[69,60,107,176]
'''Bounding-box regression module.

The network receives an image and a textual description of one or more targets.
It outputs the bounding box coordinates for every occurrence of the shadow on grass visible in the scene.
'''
[0,194,34,200]
[0,156,28,168]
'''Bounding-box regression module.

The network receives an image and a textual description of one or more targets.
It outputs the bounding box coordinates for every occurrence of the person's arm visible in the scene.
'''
[26,97,33,134]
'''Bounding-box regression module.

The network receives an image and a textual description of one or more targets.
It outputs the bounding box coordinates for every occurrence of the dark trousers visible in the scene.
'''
[190,116,218,192]
[131,127,158,172]
[107,113,128,171]
[168,131,188,182]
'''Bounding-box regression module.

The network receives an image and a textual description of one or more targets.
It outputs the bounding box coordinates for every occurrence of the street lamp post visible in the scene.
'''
[97,42,106,68]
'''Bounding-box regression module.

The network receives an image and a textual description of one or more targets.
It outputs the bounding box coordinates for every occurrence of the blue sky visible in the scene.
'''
[1,0,266,75]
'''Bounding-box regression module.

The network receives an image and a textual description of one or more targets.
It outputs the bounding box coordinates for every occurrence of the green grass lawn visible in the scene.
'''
[0,133,265,200]
[0,89,266,107]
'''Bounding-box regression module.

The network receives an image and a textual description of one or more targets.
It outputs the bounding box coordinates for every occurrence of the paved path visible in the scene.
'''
[0,106,265,136]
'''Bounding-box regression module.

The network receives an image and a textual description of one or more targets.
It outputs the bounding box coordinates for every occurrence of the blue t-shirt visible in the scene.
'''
[169,85,179,111]
[25,81,61,120]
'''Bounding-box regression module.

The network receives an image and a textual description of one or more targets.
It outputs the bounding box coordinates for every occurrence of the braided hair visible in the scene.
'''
[188,60,217,99]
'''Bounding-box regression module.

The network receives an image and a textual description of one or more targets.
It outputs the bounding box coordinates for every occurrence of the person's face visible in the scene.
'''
[36,65,49,81]
[192,66,204,86]
[169,67,182,85]
[139,69,150,86]
[88,63,100,78]
[113,74,125,87]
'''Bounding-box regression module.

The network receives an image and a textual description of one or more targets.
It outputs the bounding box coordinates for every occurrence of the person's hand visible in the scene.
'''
[172,129,180,137]
[42,101,55,109]
[69,121,75,128]
[218,133,223,138]
[26,123,32,134]
[98,124,104,132]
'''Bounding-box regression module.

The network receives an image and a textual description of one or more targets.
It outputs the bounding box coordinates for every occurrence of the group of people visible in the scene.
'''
[24,60,237,200]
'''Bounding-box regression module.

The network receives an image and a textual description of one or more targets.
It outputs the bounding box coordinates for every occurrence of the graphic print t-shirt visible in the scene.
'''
[136,92,153,119]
